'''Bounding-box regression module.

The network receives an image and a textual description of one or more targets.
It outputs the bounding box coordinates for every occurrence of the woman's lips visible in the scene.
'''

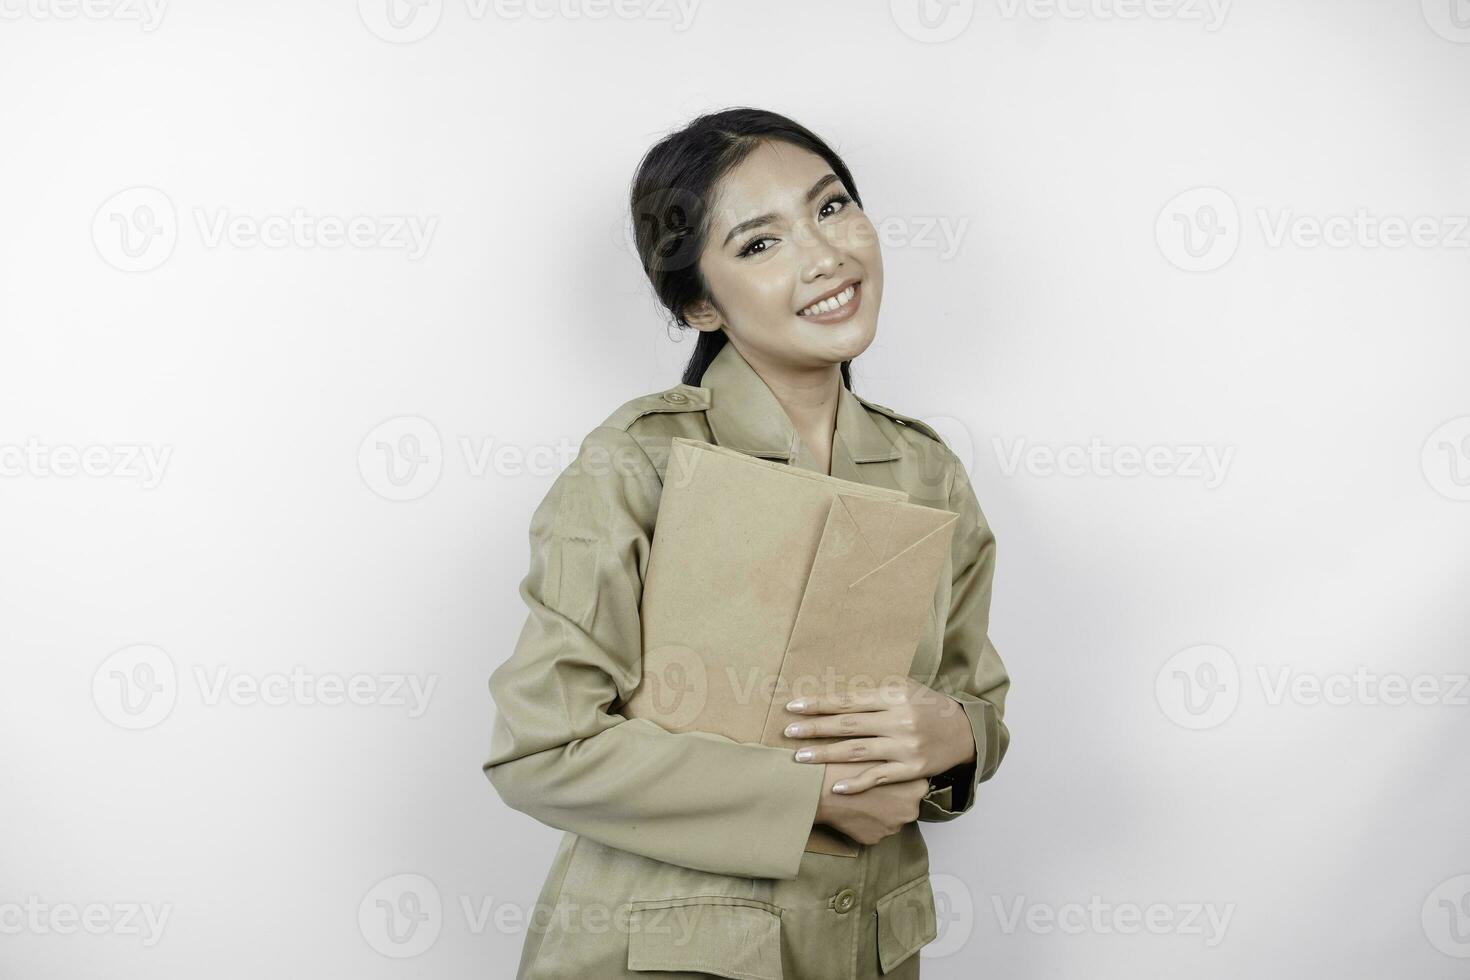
[796,282,862,324]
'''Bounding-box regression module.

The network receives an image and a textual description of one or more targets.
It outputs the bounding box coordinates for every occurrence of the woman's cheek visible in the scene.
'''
[852,214,883,264]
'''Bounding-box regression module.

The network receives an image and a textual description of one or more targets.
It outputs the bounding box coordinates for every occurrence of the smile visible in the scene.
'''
[797,282,861,320]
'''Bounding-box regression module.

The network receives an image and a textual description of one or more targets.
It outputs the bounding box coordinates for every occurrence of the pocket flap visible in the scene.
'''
[627,896,783,980]
[875,875,938,974]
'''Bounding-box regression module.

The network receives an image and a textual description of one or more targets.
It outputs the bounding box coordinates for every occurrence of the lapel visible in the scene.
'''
[698,339,902,482]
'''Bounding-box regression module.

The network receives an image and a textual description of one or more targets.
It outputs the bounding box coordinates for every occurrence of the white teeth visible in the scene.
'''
[800,284,856,317]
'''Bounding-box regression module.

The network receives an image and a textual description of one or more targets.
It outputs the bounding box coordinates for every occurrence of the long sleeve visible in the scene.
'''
[483,424,825,880]
[918,452,1011,822]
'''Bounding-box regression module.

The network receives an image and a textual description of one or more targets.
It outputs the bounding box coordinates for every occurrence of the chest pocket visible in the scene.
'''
[626,895,784,980]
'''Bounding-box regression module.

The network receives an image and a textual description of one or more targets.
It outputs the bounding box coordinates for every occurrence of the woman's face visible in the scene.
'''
[686,140,883,374]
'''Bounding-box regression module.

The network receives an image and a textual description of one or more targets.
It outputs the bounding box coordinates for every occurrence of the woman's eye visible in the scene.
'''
[736,193,852,257]
[819,192,853,219]
[737,236,775,258]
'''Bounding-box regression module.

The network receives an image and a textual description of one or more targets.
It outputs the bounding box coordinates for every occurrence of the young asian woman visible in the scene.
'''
[484,107,1011,980]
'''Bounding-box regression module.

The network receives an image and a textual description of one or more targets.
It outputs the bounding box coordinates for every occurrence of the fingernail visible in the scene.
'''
[784,724,801,737]
[833,782,849,794]
[794,748,813,762]
[786,698,807,711]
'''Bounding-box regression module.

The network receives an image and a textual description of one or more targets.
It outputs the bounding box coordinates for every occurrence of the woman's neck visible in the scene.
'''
[735,344,842,475]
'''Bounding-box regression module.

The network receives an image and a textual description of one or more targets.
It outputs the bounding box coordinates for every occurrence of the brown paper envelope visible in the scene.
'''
[619,438,955,860]
[622,438,906,741]
[755,492,959,856]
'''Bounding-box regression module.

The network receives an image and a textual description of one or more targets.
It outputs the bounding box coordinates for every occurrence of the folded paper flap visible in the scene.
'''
[845,512,959,593]
[833,493,961,577]
[846,517,958,593]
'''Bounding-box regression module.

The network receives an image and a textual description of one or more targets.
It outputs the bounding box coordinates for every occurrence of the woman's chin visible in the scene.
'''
[802,313,877,359]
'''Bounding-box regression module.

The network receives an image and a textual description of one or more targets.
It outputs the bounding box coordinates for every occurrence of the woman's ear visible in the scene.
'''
[682,299,723,334]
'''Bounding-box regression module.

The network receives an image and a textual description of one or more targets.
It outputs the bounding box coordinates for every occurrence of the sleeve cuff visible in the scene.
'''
[754,751,826,879]
[918,693,988,822]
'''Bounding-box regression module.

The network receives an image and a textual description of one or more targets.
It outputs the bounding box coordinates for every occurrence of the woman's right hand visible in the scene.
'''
[812,762,927,846]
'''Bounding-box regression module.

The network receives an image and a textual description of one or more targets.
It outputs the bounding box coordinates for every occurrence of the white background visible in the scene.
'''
[2,0,1468,977]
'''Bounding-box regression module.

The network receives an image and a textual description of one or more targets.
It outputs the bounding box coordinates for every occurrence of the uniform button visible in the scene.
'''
[832,888,856,914]
[661,391,688,404]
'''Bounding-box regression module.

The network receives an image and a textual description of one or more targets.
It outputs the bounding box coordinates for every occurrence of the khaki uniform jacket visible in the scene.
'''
[484,339,1011,979]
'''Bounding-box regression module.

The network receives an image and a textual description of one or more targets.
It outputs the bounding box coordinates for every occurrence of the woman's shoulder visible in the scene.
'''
[845,393,982,516]
[596,381,709,434]
[562,381,712,484]
[850,391,950,451]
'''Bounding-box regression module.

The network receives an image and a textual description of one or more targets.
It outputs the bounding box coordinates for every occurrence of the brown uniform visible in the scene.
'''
[484,340,1011,978]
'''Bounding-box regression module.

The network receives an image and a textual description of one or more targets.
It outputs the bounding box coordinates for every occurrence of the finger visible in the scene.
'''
[785,689,888,715]
[792,737,896,765]
[831,762,917,794]
[784,712,887,740]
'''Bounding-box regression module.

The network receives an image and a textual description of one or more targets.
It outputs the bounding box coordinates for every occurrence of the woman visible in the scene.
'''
[484,107,1011,979]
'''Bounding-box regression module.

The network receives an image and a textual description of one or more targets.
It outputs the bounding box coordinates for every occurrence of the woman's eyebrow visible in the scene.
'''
[720,173,842,247]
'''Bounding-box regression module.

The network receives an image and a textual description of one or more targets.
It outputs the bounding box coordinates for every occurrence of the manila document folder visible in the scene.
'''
[620,436,959,857]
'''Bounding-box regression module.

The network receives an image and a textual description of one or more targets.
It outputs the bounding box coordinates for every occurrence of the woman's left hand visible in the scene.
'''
[783,678,977,793]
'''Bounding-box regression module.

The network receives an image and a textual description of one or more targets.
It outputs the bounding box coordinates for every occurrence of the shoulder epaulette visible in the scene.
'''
[853,393,947,448]
[599,383,710,432]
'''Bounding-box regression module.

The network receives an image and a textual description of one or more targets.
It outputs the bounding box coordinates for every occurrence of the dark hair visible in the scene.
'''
[628,107,864,388]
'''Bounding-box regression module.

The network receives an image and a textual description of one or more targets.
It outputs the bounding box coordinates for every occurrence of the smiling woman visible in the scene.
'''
[484,107,1011,979]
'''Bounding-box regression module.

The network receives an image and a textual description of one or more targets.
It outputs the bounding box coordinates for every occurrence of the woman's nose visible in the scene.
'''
[799,230,844,279]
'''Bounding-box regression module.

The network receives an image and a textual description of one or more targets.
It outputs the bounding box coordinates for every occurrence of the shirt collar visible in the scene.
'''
[698,339,902,473]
